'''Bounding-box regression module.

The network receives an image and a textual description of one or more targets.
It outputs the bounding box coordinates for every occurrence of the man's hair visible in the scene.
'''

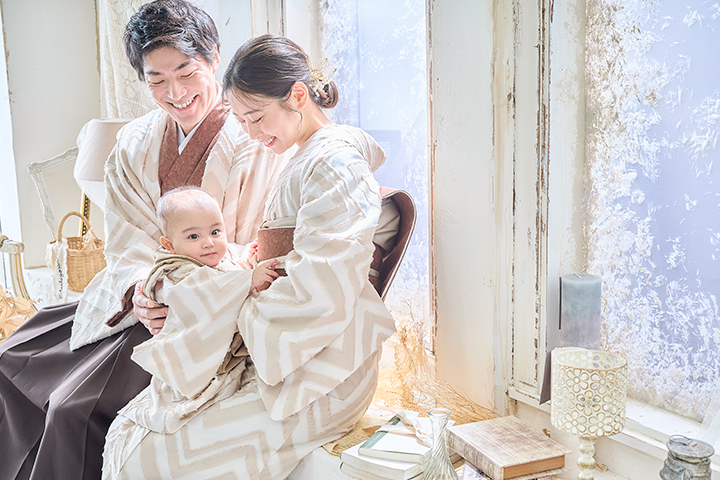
[156,186,221,236]
[124,0,220,81]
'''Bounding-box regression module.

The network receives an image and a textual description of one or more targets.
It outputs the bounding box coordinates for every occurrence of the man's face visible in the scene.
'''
[143,46,220,134]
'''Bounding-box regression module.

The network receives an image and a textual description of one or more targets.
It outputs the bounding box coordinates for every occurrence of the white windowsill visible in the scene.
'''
[509,386,720,479]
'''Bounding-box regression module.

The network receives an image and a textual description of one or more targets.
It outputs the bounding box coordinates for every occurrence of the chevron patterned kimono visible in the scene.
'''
[101,124,397,479]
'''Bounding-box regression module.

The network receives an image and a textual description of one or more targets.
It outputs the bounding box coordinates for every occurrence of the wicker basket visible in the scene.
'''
[52,211,106,292]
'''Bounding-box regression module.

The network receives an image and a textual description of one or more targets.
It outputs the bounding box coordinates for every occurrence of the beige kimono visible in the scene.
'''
[102,125,397,479]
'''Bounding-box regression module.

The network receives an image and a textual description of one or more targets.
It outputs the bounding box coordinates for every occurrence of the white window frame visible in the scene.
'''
[0,3,23,292]
[0,3,21,243]
[504,0,720,474]
[250,0,285,36]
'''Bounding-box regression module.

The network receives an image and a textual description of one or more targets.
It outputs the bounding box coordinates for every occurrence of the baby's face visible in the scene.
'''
[165,203,228,267]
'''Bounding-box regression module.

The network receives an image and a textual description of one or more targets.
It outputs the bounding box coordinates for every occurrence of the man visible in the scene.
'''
[0,1,287,478]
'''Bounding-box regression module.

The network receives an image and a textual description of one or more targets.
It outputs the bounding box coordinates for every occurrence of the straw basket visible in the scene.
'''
[51,211,106,292]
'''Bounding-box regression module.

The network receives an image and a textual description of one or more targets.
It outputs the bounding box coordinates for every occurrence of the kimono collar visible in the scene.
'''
[158,100,230,195]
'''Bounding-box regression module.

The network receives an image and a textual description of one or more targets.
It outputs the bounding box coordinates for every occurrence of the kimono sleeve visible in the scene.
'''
[71,116,165,349]
[131,267,254,398]
[237,151,383,388]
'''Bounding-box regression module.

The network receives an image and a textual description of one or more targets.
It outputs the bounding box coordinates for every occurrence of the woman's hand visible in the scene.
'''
[132,282,168,335]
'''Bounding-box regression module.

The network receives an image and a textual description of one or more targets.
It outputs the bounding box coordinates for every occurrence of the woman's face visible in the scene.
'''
[143,46,220,134]
[227,91,301,155]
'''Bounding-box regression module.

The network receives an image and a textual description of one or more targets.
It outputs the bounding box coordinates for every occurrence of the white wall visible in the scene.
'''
[0,4,21,243]
[216,0,254,74]
[4,0,101,267]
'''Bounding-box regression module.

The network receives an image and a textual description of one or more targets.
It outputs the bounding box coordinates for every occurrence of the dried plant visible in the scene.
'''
[374,317,498,425]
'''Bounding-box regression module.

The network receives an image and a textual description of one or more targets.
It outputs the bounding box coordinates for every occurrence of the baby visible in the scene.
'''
[121,186,280,435]
[147,186,278,303]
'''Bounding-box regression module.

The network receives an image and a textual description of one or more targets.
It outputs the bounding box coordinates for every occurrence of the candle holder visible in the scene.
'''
[551,349,627,480]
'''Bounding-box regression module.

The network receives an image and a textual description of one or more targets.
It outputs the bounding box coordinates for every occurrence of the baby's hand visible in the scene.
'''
[247,239,258,265]
[252,258,280,292]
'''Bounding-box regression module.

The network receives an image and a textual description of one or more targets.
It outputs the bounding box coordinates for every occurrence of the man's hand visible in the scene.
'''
[132,282,168,335]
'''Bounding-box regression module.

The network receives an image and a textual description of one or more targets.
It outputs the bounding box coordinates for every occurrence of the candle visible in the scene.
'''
[559,274,602,349]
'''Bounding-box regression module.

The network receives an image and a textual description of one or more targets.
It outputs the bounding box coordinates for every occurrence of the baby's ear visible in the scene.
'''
[160,236,174,252]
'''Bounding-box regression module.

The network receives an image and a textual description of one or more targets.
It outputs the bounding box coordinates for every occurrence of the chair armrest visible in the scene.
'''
[0,234,38,313]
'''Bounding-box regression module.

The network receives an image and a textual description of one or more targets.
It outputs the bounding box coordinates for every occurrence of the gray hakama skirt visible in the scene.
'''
[0,301,152,480]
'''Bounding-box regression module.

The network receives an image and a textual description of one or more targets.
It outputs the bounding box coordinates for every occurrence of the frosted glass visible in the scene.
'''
[317,0,430,337]
[586,0,720,420]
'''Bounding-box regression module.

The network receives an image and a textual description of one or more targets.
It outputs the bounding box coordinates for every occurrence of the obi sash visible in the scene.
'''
[256,188,416,300]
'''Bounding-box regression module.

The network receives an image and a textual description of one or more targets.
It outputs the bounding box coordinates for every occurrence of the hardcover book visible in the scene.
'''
[358,415,432,464]
[448,416,570,480]
[461,460,564,480]
[340,443,424,480]
[340,462,423,480]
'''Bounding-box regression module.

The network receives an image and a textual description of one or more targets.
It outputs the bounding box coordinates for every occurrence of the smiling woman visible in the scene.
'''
[223,35,338,154]
[100,34,398,479]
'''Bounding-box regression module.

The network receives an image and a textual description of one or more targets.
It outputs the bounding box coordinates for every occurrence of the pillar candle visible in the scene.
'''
[559,273,602,349]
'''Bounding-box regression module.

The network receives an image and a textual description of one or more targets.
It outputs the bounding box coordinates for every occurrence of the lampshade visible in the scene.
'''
[551,349,627,480]
[73,118,130,211]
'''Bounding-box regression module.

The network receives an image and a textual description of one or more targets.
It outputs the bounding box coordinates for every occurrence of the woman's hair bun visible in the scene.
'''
[318,80,339,109]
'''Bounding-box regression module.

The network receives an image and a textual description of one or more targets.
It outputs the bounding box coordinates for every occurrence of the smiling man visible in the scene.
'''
[0,1,289,479]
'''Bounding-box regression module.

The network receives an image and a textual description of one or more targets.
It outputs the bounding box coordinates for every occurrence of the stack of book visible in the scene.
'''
[448,416,571,480]
[339,415,436,480]
[340,414,568,480]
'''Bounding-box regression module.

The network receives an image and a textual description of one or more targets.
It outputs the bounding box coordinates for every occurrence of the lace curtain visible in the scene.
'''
[97,0,157,118]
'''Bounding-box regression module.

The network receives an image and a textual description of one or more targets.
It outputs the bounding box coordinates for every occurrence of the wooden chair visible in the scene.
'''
[376,188,417,301]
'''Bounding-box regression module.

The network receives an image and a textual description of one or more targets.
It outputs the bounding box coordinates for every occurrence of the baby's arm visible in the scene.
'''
[252,258,280,292]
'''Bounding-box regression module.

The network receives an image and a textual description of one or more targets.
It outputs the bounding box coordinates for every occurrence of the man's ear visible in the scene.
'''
[160,236,174,252]
[210,45,221,73]
[291,82,310,109]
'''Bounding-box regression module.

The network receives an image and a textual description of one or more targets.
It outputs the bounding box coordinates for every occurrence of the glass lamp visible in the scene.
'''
[551,349,627,480]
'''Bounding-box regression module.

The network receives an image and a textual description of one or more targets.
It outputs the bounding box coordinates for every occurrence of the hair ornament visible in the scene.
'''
[307,57,337,97]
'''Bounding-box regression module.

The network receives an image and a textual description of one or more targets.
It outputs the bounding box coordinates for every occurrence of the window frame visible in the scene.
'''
[506,0,720,471]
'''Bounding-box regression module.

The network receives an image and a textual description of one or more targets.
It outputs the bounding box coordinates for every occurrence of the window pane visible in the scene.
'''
[586,0,720,420]
[296,0,431,338]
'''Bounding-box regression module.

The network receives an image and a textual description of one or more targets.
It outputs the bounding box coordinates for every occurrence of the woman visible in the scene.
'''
[102,34,397,479]
[0,2,287,479]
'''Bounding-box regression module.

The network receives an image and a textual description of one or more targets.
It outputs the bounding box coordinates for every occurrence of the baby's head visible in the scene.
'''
[157,186,228,267]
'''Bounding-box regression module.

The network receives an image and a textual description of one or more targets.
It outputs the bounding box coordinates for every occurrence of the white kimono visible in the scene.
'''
[70,108,288,350]
[102,125,397,479]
